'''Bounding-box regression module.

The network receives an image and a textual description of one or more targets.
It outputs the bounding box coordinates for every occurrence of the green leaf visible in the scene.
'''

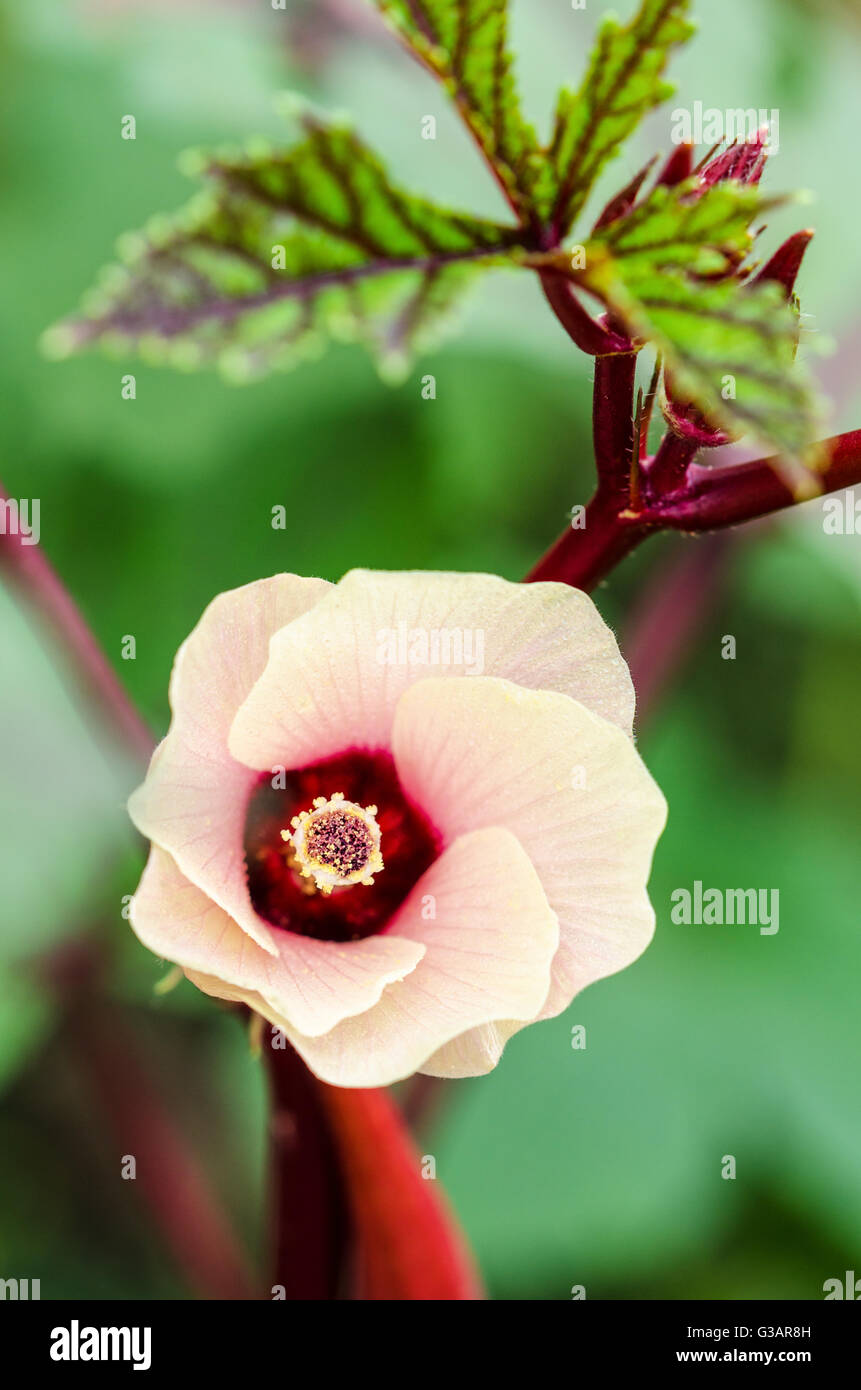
[588,178,766,276]
[46,114,523,380]
[578,182,820,467]
[548,0,694,233]
[371,0,543,220]
[0,967,53,1097]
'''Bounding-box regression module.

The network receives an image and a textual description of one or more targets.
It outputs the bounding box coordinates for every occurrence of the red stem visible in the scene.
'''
[652,429,861,529]
[540,272,630,355]
[527,490,647,590]
[263,1038,349,1299]
[264,1041,480,1300]
[530,429,861,590]
[319,1080,482,1300]
[594,351,638,499]
[71,996,256,1300]
[646,430,700,496]
[527,342,640,590]
[399,1071,448,1134]
[0,485,154,765]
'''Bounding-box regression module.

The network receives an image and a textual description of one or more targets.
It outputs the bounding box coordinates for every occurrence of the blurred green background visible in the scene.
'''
[1,0,860,1299]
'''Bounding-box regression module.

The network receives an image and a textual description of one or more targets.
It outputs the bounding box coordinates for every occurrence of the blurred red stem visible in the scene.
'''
[319,1079,482,1300]
[72,997,256,1300]
[399,1071,448,1133]
[0,483,154,766]
[263,1037,349,1299]
[264,1039,480,1300]
[625,534,735,726]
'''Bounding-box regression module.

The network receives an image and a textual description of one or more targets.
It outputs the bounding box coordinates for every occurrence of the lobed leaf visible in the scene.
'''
[578,182,820,468]
[371,0,543,220]
[46,115,523,380]
[548,0,694,234]
[588,177,768,277]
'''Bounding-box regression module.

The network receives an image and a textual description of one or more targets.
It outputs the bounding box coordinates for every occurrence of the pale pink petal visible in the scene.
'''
[271,827,559,1088]
[418,1020,524,1079]
[130,847,425,1037]
[228,570,634,773]
[392,677,667,1021]
[129,574,330,955]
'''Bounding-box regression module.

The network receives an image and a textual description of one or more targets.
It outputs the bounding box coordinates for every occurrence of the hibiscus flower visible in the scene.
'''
[129,570,666,1087]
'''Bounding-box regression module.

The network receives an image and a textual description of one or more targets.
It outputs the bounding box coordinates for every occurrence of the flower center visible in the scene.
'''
[283,794,383,894]
[243,750,439,943]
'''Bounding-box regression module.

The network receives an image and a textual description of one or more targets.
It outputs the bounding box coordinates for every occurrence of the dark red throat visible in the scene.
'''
[243,749,439,943]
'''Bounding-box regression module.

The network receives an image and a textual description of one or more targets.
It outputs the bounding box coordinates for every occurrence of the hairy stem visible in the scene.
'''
[594,351,638,498]
[530,429,861,591]
[645,430,700,496]
[651,429,861,529]
[540,272,631,355]
[527,491,647,590]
